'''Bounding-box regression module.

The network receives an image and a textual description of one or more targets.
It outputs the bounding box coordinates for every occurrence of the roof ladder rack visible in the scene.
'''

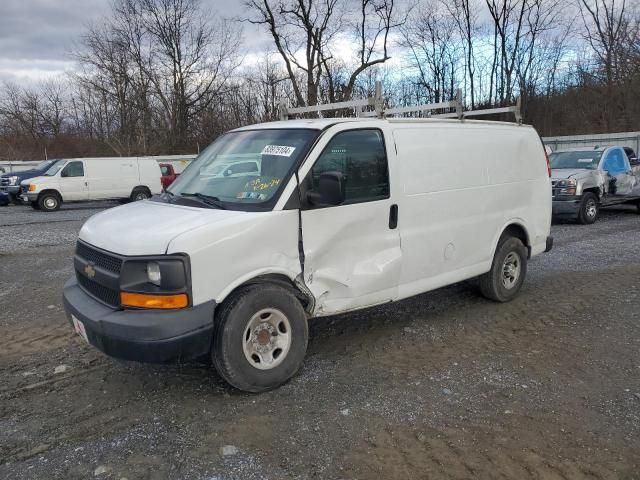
[279,81,521,123]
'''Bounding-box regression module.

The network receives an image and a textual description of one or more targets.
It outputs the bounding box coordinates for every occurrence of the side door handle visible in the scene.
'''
[389,204,398,229]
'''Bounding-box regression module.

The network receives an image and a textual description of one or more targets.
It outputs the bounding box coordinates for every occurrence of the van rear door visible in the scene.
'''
[298,127,402,315]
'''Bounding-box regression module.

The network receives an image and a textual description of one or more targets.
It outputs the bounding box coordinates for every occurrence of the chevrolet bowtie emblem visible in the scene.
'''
[84,263,96,279]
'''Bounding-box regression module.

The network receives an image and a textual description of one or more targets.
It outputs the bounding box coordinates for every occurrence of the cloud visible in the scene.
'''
[0,0,258,82]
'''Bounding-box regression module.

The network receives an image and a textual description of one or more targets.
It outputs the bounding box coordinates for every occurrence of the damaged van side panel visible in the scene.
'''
[300,200,402,315]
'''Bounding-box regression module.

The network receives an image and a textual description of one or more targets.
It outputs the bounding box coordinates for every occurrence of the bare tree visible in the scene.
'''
[443,0,478,108]
[400,1,461,104]
[245,0,401,107]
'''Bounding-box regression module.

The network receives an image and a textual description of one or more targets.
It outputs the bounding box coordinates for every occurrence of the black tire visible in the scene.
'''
[578,192,598,224]
[130,187,151,201]
[9,193,22,205]
[479,236,528,303]
[37,192,61,212]
[212,285,309,393]
[30,201,40,210]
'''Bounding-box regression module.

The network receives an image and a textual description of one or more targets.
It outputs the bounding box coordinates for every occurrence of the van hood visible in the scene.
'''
[21,175,50,185]
[551,168,593,180]
[79,200,247,255]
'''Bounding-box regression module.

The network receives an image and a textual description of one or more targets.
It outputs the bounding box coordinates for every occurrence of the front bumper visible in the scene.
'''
[0,185,20,194]
[63,277,215,363]
[552,196,581,216]
[22,193,38,202]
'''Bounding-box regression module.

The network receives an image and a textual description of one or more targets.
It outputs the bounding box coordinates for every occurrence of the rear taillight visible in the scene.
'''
[545,152,551,177]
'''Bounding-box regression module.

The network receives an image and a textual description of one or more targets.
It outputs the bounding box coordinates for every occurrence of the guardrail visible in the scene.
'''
[542,131,640,153]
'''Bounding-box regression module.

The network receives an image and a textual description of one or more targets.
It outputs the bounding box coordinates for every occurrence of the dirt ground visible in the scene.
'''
[1,202,639,480]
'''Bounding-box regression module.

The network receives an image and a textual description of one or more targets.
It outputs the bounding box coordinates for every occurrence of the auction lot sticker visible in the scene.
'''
[262,145,296,157]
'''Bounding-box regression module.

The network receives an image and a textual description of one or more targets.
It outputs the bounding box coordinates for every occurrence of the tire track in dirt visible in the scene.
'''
[344,422,635,480]
[0,323,75,357]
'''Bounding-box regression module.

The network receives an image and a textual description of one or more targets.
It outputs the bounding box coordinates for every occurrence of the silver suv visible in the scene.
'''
[550,146,640,224]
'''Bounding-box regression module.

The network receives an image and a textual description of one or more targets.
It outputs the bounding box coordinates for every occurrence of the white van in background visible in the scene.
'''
[21,157,162,211]
[63,118,552,392]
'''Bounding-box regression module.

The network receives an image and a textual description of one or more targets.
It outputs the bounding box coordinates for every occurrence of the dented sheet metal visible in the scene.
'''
[300,200,402,315]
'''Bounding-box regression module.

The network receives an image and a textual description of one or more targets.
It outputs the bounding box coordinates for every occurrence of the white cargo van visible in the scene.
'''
[21,157,162,211]
[63,118,553,392]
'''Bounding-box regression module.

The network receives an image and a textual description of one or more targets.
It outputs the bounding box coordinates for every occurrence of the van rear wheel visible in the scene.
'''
[212,285,308,392]
[479,236,528,302]
[130,187,151,201]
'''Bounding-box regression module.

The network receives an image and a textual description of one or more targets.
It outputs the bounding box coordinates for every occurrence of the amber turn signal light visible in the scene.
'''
[120,292,188,309]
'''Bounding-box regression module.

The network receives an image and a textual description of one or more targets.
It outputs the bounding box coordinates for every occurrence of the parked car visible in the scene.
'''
[21,157,162,212]
[160,163,180,188]
[0,159,58,204]
[550,146,640,224]
[199,158,261,178]
[63,118,552,392]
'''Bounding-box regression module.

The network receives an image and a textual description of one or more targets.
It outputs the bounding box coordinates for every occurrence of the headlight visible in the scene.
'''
[8,176,18,186]
[28,184,37,192]
[119,256,190,308]
[556,179,577,187]
[147,262,161,286]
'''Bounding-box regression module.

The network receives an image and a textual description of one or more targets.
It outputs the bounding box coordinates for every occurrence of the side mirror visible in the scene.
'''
[306,171,346,207]
[60,170,68,178]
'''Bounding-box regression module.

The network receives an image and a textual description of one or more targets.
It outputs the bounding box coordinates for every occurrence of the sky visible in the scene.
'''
[0,0,261,83]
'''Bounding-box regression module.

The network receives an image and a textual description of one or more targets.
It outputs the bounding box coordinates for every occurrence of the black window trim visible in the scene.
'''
[62,160,85,178]
[300,127,391,210]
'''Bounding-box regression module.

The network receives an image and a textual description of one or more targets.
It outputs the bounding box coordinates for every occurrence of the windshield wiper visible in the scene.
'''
[180,192,227,210]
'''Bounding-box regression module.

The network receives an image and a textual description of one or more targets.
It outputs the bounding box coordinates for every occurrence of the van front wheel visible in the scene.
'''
[479,236,528,302]
[38,192,61,212]
[212,285,309,392]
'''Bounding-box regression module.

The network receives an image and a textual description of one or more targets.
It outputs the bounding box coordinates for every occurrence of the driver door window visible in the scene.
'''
[307,129,389,207]
[61,161,85,177]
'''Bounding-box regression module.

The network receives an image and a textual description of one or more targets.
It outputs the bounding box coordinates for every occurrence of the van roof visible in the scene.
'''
[231,117,529,132]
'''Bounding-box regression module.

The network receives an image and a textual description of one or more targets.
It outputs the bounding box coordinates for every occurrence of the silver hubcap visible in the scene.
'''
[585,200,597,218]
[502,252,521,289]
[242,308,291,370]
[135,193,147,200]
[44,197,57,209]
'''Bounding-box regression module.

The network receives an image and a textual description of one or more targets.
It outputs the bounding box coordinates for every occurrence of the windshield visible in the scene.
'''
[43,159,66,176]
[550,151,602,170]
[168,129,318,209]
[36,160,52,170]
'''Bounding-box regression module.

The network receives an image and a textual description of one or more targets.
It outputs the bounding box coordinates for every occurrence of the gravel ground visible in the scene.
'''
[0,202,639,479]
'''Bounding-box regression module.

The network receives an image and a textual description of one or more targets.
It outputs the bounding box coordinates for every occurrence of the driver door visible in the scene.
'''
[601,148,635,199]
[60,161,89,201]
[298,127,402,315]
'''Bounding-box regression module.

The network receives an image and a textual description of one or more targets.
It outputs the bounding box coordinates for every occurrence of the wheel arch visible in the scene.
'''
[582,186,601,199]
[38,189,63,202]
[491,221,532,260]
[131,185,151,196]
[215,271,314,315]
